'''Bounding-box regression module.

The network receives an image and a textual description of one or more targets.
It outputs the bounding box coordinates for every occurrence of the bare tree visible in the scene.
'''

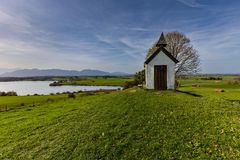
[146,31,200,75]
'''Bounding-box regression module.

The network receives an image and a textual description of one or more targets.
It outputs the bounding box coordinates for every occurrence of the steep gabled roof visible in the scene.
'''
[145,47,179,64]
[156,32,167,47]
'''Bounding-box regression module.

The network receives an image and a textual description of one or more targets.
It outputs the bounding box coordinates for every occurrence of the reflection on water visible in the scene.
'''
[0,81,122,96]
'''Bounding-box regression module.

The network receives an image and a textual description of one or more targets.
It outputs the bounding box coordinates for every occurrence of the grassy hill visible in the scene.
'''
[1,76,240,159]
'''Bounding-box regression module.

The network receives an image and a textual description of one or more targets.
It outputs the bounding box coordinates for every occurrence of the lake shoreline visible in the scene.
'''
[0,81,122,96]
[49,81,124,87]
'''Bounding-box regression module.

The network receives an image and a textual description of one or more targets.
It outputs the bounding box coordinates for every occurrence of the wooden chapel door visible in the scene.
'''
[154,65,167,90]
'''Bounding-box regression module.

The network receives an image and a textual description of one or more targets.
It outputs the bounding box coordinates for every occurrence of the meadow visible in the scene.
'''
[0,76,240,159]
[50,76,133,86]
[0,94,66,112]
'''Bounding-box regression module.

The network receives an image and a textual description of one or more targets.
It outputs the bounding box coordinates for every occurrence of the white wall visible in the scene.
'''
[145,51,176,90]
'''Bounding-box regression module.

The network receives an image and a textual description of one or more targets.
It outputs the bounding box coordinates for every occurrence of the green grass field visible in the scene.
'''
[1,76,240,159]
[178,76,240,101]
[0,94,67,112]
[51,76,134,86]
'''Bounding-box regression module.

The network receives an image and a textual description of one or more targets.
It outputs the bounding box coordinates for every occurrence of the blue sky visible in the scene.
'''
[0,0,240,73]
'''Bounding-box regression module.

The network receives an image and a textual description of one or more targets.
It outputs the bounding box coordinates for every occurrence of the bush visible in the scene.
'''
[49,81,60,86]
[123,70,145,89]
[124,81,137,89]
[134,70,145,85]
[0,91,17,96]
[68,93,76,99]
[7,91,17,96]
[201,77,222,80]
[0,92,6,96]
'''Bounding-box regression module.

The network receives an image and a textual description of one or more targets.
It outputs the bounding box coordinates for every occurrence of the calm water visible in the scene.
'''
[0,81,122,96]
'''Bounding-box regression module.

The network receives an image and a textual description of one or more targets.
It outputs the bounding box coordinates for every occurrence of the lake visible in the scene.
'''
[0,81,122,96]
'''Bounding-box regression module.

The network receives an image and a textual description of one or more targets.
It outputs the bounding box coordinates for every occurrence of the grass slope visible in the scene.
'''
[0,94,66,112]
[1,88,240,159]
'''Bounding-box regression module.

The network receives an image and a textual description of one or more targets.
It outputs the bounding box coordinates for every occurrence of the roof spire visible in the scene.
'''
[156,32,167,47]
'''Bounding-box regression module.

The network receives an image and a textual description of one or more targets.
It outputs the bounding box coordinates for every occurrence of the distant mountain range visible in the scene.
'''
[0,69,131,77]
[0,68,19,75]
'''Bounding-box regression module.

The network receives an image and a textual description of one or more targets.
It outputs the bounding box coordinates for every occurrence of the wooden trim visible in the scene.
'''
[145,47,179,64]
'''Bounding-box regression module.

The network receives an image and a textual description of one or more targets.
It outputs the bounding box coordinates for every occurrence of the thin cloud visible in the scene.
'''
[127,27,155,32]
[0,0,239,73]
[96,35,114,44]
[0,10,31,28]
[176,0,205,8]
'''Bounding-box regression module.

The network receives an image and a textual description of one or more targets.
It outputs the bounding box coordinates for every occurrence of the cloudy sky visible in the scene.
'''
[0,0,240,73]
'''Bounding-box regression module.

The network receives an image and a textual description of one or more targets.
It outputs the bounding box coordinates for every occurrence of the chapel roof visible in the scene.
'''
[145,32,179,64]
[156,32,167,47]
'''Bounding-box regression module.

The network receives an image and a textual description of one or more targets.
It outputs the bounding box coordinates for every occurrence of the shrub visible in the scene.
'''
[7,91,17,96]
[134,70,145,85]
[201,77,222,80]
[124,81,137,89]
[0,92,6,96]
[0,91,17,96]
[49,81,59,86]
[123,70,145,89]
[68,93,76,99]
